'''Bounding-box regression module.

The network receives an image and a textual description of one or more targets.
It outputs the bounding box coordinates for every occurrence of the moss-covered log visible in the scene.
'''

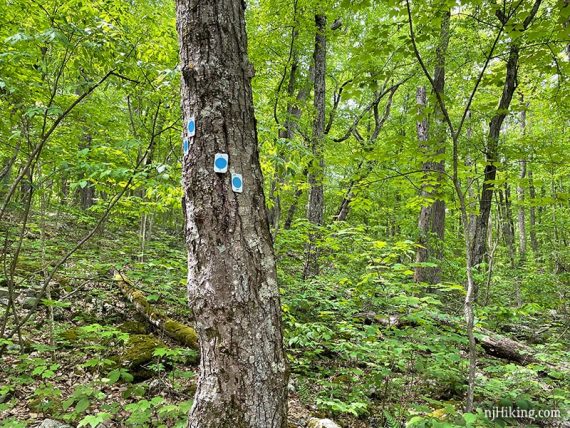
[112,271,198,349]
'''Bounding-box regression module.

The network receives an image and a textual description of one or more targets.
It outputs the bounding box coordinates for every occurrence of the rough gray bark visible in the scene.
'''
[414,9,449,285]
[414,85,446,284]
[176,0,289,426]
[303,14,327,279]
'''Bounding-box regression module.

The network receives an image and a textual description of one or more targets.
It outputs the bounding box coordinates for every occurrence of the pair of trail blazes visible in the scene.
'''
[183,117,243,193]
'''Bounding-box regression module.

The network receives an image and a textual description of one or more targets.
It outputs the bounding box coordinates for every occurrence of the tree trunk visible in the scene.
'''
[79,134,95,210]
[498,185,516,269]
[528,169,539,254]
[268,22,305,233]
[471,0,542,267]
[517,97,527,263]
[471,45,519,267]
[414,9,449,285]
[284,186,303,230]
[465,113,477,242]
[176,0,289,426]
[303,14,327,279]
[518,160,527,261]
[335,180,355,222]
[562,0,570,61]
[414,85,431,279]
[0,141,20,196]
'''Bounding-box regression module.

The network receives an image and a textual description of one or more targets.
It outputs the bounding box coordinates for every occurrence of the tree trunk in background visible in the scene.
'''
[498,186,516,270]
[465,112,477,241]
[414,85,431,277]
[336,180,355,222]
[303,14,327,280]
[471,45,519,268]
[500,183,521,306]
[528,169,539,254]
[139,107,162,262]
[176,0,289,426]
[471,0,542,268]
[268,23,305,233]
[505,184,516,268]
[284,186,303,230]
[414,9,449,285]
[517,165,527,260]
[60,176,68,204]
[518,98,527,264]
[565,0,570,60]
[78,134,95,209]
[0,142,20,197]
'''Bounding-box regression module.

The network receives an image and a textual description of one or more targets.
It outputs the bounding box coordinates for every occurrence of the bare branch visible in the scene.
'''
[325,79,352,135]
[333,77,410,142]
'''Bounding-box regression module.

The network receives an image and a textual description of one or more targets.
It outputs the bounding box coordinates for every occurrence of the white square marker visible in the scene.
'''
[187,117,196,137]
[214,153,229,173]
[183,138,190,155]
[231,173,243,193]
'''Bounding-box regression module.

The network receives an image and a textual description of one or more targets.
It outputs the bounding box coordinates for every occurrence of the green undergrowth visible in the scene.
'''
[277,221,570,427]
[1,212,568,427]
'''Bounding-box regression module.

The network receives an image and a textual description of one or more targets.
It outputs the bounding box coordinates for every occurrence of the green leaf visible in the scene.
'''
[78,413,112,428]
[108,369,121,384]
[75,397,90,414]
[463,413,477,425]
[62,397,75,411]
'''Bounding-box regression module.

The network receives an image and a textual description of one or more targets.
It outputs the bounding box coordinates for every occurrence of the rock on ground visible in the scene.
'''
[307,418,342,428]
[37,420,73,428]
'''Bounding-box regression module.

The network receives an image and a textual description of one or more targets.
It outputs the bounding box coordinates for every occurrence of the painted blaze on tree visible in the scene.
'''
[175,0,289,427]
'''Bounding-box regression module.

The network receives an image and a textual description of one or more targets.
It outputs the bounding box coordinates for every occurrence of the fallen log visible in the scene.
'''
[476,329,537,364]
[367,312,544,366]
[431,314,539,365]
[112,271,198,349]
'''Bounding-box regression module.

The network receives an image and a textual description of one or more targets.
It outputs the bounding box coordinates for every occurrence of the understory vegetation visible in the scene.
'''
[1,209,568,427]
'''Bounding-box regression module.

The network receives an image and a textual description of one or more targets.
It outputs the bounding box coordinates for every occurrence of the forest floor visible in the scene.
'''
[1,211,569,427]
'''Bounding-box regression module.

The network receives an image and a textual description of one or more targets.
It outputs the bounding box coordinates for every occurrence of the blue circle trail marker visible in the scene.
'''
[187,117,196,137]
[214,153,228,173]
[183,138,190,155]
[231,173,243,193]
